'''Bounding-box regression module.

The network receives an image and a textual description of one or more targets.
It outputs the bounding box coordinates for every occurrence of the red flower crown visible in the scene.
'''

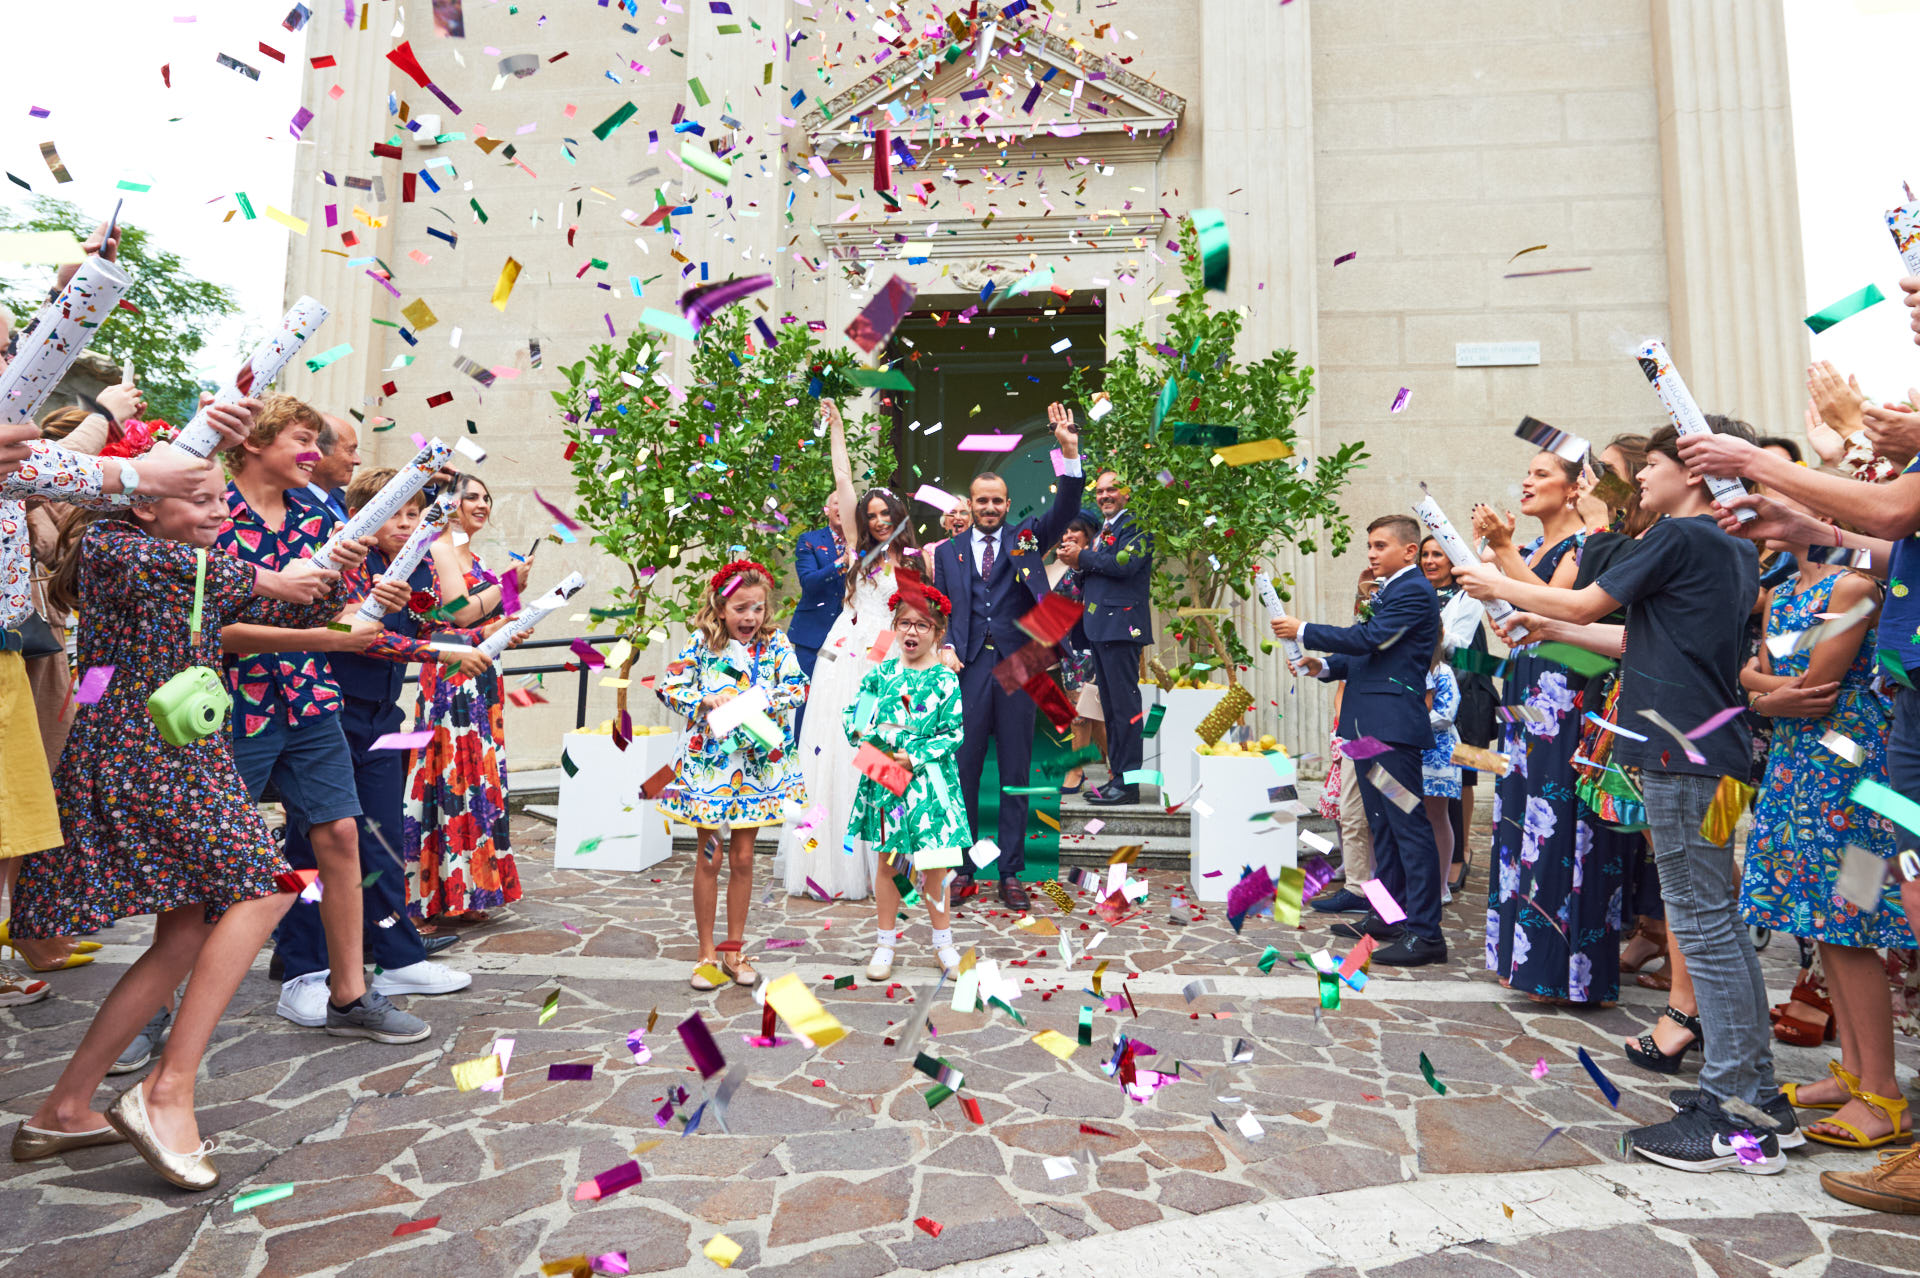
[888,585,953,618]
[710,559,773,594]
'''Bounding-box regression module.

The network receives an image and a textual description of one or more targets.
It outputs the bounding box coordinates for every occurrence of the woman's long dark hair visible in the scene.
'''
[845,486,920,607]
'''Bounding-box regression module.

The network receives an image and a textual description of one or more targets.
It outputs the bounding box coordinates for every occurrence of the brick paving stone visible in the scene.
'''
[533,1203,693,1274]
[1246,1142,1408,1199]
[1368,1252,1522,1278]
[1415,1095,1602,1174]
[336,1221,548,1278]
[410,1129,489,1184]
[1472,1224,1698,1278]
[766,1168,913,1247]
[783,1125,915,1172]
[1155,1169,1263,1214]
[1649,1212,1823,1270]
[1140,1127,1228,1171]
[413,1157,568,1233]
[248,1174,420,1230]
[922,1132,1008,1175]
[255,1127,423,1185]
[0,1208,202,1278]
[259,1210,417,1278]
[753,1240,900,1278]
[1826,1227,1920,1272]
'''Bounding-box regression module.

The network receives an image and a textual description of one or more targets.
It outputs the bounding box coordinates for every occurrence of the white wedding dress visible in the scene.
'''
[783,563,896,900]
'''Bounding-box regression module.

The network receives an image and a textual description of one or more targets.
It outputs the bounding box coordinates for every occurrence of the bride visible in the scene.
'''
[783,400,922,900]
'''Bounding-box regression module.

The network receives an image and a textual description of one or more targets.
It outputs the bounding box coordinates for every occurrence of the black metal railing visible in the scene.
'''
[402,634,623,729]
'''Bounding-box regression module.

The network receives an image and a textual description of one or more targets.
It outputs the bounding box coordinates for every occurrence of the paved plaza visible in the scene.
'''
[2,811,1917,1278]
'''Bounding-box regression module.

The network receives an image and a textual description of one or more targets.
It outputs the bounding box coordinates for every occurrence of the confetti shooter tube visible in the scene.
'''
[174,296,331,457]
[356,490,458,621]
[1412,495,1529,640]
[1887,202,1920,277]
[1633,339,1756,523]
[479,571,587,661]
[312,439,450,569]
[1252,567,1309,665]
[0,254,132,425]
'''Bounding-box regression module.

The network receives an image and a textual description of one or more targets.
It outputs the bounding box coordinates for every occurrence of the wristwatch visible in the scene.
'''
[117,458,141,500]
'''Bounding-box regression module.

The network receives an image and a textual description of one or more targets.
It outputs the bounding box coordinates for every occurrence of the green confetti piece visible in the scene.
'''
[680,141,731,186]
[1804,283,1885,334]
[592,101,638,142]
[116,179,152,192]
[236,192,256,219]
[360,870,382,888]
[469,197,488,224]
[846,367,914,390]
[834,975,856,989]
[1449,647,1506,677]
[988,995,1026,1026]
[1256,946,1280,974]
[576,837,603,855]
[1318,972,1340,1010]
[1418,1051,1447,1096]
[688,77,710,107]
[1877,648,1916,689]
[640,307,699,341]
[716,22,741,33]
[1141,704,1167,739]
[560,750,578,778]
[304,342,353,373]
[233,1184,295,1212]
[1852,777,1920,835]
[539,989,561,1024]
[1530,642,1618,677]
[1152,375,1177,438]
[1171,423,1239,447]
[1078,1005,1093,1046]
[924,1082,954,1108]
[1192,208,1229,290]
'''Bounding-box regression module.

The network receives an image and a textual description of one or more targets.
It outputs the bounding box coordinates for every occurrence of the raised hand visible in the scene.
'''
[1675,429,1758,480]
[1047,401,1079,457]
[1863,393,1920,469]
[1902,276,1920,347]
[1808,361,1867,437]
[1709,491,1827,544]
[1804,401,1846,468]
[202,398,262,452]
[0,423,37,479]
[96,382,145,426]
[1469,504,1516,549]
[1492,611,1545,648]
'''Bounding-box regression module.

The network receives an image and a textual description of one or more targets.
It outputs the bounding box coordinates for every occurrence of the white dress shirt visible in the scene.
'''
[970,526,1003,576]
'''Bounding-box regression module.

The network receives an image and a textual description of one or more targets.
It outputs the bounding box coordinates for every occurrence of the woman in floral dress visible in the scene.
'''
[1741,559,1912,1147]
[1475,452,1633,1006]
[410,474,526,931]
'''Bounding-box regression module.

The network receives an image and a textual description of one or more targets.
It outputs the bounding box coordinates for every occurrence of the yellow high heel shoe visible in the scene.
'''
[0,922,93,973]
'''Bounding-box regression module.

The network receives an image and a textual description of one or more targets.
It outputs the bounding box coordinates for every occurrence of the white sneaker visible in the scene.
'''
[371,961,472,997]
[866,948,894,982]
[276,970,331,1027]
[936,946,961,979]
[1441,886,1453,905]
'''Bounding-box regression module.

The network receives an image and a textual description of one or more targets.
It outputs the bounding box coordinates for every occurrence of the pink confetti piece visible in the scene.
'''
[1684,704,1746,740]
[371,729,435,750]
[73,665,114,704]
[574,1159,642,1201]
[957,433,1024,451]
[532,487,584,531]
[1389,387,1411,414]
[593,1254,631,1277]
[763,938,806,949]
[626,1028,652,1065]
[1360,878,1407,924]
[1530,1058,1549,1079]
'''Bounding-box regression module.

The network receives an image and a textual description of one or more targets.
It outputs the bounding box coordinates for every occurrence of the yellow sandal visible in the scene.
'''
[1782,1059,1857,1112]
[1805,1085,1914,1151]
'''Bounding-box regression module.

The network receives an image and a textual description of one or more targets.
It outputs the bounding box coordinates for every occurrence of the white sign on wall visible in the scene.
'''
[1455,341,1541,367]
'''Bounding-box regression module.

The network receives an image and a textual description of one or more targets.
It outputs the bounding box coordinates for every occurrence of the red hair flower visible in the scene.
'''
[889,585,952,618]
[709,559,773,596]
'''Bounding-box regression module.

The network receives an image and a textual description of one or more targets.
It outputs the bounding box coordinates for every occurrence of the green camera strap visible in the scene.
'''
[190,548,207,642]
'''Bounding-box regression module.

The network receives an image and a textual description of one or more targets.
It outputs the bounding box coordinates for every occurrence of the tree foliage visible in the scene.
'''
[554,303,892,667]
[1066,217,1367,668]
[0,196,239,426]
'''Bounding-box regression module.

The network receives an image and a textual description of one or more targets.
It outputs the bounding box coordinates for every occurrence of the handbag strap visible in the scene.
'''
[189,549,208,643]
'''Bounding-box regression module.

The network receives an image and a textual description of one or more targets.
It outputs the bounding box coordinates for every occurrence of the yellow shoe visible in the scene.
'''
[1805,1087,1915,1151]
[71,941,102,954]
[0,922,95,973]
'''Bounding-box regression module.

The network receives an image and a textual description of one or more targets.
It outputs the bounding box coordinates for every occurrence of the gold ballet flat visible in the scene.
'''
[105,1085,217,1191]
[10,1121,126,1161]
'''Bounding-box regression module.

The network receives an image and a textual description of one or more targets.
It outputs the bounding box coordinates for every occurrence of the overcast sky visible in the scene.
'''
[2,0,1916,408]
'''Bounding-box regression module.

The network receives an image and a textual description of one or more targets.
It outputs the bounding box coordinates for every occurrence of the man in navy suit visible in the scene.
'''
[787,493,846,740]
[1066,468,1153,805]
[304,413,360,521]
[1273,514,1446,966]
[935,403,1087,910]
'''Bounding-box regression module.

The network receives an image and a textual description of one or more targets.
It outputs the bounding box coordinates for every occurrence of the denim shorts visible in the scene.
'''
[232,710,362,833]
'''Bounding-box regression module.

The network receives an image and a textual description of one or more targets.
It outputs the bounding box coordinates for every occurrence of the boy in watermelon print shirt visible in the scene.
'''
[215,395,429,1046]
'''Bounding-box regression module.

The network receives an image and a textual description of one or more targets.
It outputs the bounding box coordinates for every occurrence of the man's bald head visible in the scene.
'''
[313,413,361,491]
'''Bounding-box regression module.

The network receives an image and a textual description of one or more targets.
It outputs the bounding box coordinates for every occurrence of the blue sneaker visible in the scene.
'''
[1309,887,1370,915]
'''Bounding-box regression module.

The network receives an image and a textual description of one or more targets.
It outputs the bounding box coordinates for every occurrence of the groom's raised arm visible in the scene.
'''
[1029,401,1086,550]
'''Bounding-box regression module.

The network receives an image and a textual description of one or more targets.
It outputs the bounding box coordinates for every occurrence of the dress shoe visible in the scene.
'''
[1372,934,1449,967]
[1084,785,1139,807]
[11,1120,126,1161]
[1330,913,1402,942]
[421,932,459,957]
[267,951,285,983]
[999,877,1031,911]
[1309,888,1371,915]
[951,874,979,901]
[105,1084,218,1191]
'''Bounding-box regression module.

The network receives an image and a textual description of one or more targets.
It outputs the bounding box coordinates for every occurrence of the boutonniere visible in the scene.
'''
[1358,601,1375,622]
[1101,532,1116,547]
[1014,529,1040,556]
[404,589,440,624]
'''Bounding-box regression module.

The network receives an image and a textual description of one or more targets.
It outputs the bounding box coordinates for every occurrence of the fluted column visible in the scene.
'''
[279,15,399,429]
[1652,0,1808,432]
[1199,0,1324,757]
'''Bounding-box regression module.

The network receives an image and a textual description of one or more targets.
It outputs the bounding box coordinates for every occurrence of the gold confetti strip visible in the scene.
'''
[39,141,72,183]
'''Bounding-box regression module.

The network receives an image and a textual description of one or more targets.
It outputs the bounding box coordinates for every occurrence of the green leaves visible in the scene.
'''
[556,306,894,647]
[1066,217,1366,667]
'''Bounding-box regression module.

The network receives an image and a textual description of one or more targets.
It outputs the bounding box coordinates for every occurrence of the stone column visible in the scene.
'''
[279,14,400,429]
[1652,0,1808,432]
[1199,0,1325,758]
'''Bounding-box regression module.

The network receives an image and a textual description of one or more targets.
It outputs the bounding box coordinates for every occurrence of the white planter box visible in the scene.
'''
[555,730,679,874]
[1188,751,1298,901]
[1150,686,1229,801]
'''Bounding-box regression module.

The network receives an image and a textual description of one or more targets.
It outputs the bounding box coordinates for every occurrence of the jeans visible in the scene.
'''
[1639,770,1776,1106]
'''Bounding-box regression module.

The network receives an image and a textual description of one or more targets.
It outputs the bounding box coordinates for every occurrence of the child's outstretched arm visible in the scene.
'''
[764,634,810,713]
[656,637,710,719]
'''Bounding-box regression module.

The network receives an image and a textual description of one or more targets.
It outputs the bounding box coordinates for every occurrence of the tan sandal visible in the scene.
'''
[720,954,760,989]
[690,958,725,992]
[1783,1059,1857,1112]
[1806,1086,1914,1151]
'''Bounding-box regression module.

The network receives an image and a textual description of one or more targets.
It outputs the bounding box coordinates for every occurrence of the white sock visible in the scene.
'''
[875,928,900,951]
[929,927,954,950]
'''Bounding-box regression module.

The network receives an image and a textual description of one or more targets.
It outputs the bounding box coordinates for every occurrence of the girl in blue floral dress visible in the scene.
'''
[656,561,808,991]
[11,474,355,1191]
[1475,452,1634,1006]
[1741,562,1911,1148]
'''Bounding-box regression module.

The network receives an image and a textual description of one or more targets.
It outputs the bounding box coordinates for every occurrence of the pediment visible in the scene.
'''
[800,2,1184,164]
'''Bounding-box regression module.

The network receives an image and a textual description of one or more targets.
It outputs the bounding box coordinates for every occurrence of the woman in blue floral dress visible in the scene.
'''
[1474,453,1633,1006]
[1740,561,1912,1148]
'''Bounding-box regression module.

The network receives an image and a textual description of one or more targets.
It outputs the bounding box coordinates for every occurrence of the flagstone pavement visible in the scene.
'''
[3,813,1917,1278]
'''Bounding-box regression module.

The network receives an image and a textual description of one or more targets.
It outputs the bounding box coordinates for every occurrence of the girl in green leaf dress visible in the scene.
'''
[845,583,967,982]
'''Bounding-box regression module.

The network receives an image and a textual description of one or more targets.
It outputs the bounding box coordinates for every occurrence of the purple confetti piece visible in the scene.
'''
[763,938,806,949]
[1390,387,1411,414]
[804,876,832,901]
[593,1253,631,1276]
[1333,250,1356,266]
[1530,1058,1549,1079]
[1729,1132,1766,1166]
[73,665,114,705]
[626,1028,653,1065]
[679,274,772,328]
[579,1159,642,1199]
[570,637,606,668]
[28,106,50,118]
[1339,736,1392,760]
[289,105,314,138]
[1531,1124,1568,1155]
[548,1063,595,1081]
[676,1012,726,1080]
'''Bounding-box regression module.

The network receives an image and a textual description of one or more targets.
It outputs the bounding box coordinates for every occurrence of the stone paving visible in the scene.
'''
[2,811,1917,1278]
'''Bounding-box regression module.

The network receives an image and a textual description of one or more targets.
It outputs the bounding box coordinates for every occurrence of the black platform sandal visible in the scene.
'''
[1624,1005,1702,1075]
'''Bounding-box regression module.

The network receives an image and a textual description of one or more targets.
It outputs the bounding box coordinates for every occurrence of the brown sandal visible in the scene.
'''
[720,954,760,988]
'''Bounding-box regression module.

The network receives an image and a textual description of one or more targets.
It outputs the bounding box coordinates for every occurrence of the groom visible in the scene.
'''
[935,402,1086,910]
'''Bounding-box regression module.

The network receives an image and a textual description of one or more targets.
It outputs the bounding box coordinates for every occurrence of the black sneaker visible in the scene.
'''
[1667,1089,1804,1150]
[1629,1095,1785,1174]
[1330,913,1402,942]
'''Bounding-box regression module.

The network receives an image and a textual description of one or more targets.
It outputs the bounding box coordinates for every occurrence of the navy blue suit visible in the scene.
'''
[275,554,434,979]
[934,468,1088,872]
[788,525,844,740]
[1301,566,1444,942]
[1076,508,1153,787]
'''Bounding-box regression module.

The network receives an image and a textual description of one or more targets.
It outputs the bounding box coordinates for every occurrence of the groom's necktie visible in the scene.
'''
[979,530,995,579]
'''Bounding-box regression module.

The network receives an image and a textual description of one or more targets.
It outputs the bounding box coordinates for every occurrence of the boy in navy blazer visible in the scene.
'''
[1069,468,1153,805]
[934,403,1087,910]
[788,494,846,739]
[1273,514,1446,966]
